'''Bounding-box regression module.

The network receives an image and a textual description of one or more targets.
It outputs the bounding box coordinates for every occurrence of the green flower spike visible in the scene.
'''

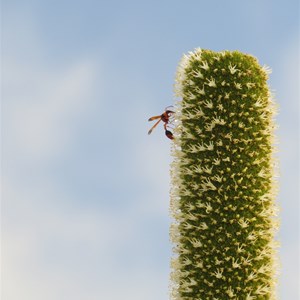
[170,49,279,300]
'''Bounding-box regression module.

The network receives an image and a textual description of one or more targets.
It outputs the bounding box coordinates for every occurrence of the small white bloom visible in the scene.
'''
[213,158,221,165]
[195,260,203,268]
[236,244,245,253]
[215,257,223,265]
[238,122,245,128]
[193,107,204,116]
[212,116,225,125]
[217,103,224,111]
[193,165,203,174]
[247,271,258,281]
[226,286,235,298]
[199,222,208,230]
[238,217,250,228]
[234,82,242,89]
[205,122,215,132]
[255,285,270,295]
[212,268,223,279]
[213,175,223,183]
[186,212,198,221]
[182,257,192,266]
[224,92,230,99]
[200,60,209,70]
[228,63,238,74]
[203,166,213,174]
[262,64,272,75]
[258,168,267,178]
[204,202,213,213]
[246,82,255,89]
[232,258,241,269]
[224,133,232,141]
[186,91,197,100]
[195,86,205,95]
[245,292,256,300]
[203,100,213,109]
[254,98,264,107]
[187,79,195,86]
[206,141,214,150]
[195,127,203,135]
[216,140,223,146]
[189,238,202,248]
[247,232,257,241]
[191,70,204,78]
[207,77,217,87]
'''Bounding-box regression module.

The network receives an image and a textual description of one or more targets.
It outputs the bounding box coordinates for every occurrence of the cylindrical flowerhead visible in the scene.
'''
[170,49,279,300]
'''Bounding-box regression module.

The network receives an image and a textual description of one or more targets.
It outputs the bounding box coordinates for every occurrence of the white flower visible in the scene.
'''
[205,122,215,132]
[238,217,250,228]
[207,77,217,87]
[246,292,256,300]
[192,165,203,174]
[254,98,263,107]
[195,86,205,95]
[199,222,208,230]
[186,91,197,100]
[258,168,267,178]
[200,60,209,70]
[191,70,204,78]
[247,232,257,241]
[213,158,221,165]
[195,261,203,268]
[212,268,223,279]
[232,258,241,269]
[206,141,214,150]
[224,92,230,99]
[217,103,224,111]
[255,285,270,295]
[193,107,204,116]
[228,63,238,74]
[247,271,258,281]
[246,82,255,89]
[262,64,272,75]
[226,286,235,298]
[236,244,245,253]
[203,166,213,174]
[213,174,223,183]
[215,257,223,265]
[189,238,202,248]
[204,202,213,213]
[234,82,242,89]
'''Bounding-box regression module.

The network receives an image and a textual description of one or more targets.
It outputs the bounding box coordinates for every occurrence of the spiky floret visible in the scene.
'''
[170,49,279,300]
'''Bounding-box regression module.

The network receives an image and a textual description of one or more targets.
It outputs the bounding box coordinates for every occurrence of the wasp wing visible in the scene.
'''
[148,119,161,135]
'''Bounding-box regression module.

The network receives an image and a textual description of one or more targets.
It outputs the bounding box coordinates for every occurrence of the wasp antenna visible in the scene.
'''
[165,105,174,111]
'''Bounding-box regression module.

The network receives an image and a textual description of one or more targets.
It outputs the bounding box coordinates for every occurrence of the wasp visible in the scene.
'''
[148,106,174,140]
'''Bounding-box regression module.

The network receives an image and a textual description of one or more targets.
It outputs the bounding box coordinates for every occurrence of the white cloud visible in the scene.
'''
[3,3,98,163]
[4,58,96,161]
[275,34,300,299]
[2,175,169,300]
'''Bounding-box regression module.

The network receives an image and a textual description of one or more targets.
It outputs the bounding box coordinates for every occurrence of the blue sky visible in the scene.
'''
[2,0,299,299]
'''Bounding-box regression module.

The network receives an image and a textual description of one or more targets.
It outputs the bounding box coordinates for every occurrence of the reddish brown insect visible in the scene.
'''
[148,106,174,140]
